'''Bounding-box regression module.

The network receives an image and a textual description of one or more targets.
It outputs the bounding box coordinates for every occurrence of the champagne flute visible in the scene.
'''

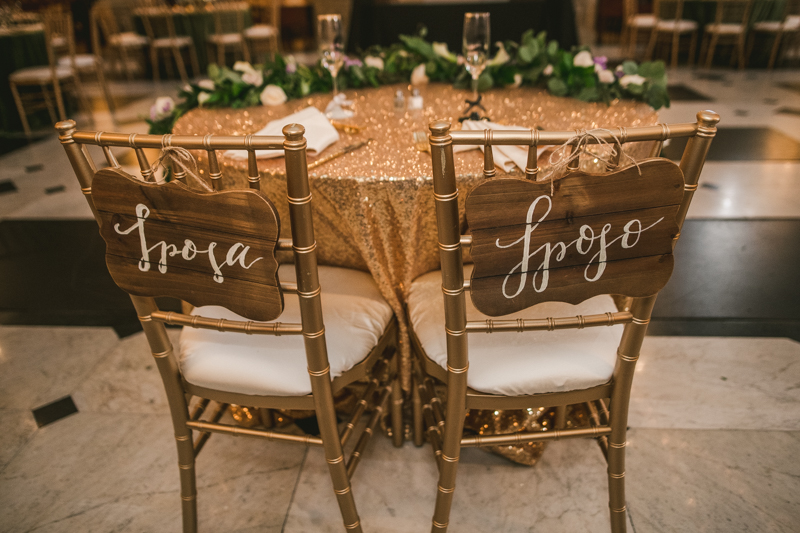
[317,14,344,97]
[462,12,490,102]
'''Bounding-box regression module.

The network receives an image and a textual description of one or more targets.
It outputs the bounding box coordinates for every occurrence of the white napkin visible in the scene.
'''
[224,106,339,160]
[455,120,548,173]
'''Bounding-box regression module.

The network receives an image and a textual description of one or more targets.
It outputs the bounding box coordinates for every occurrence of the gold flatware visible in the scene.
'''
[412,130,430,153]
[330,121,363,134]
[307,139,372,171]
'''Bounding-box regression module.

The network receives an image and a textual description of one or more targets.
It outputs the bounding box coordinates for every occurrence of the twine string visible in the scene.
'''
[148,145,213,192]
[541,128,642,195]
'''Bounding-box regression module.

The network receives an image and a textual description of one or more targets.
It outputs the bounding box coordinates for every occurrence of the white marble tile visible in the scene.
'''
[0,411,305,532]
[687,162,800,219]
[0,326,119,410]
[284,434,633,533]
[630,337,800,430]
[626,428,800,533]
[0,409,38,470]
[73,329,180,415]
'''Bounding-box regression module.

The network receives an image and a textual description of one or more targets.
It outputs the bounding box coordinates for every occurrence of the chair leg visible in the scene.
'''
[767,33,782,70]
[412,377,424,447]
[95,62,116,117]
[645,29,658,61]
[120,45,134,81]
[705,32,720,69]
[217,42,224,68]
[554,405,567,429]
[688,30,698,68]
[189,44,200,79]
[745,32,756,68]
[150,46,160,83]
[40,83,58,123]
[431,370,467,532]
[241,40,251,64]
[10,81,31,137]
[172,46,187,84]
[736,34,746,70]
[391,377,404,448]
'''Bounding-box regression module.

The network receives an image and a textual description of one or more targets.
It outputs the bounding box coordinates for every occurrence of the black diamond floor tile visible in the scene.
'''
[662,127,800,161]
[667,84,714,101]
[776,82,800,94]
[32,396,78,427]
[0,180,18,194]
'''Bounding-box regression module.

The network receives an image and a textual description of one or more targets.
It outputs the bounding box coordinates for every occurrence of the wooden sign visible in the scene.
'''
[91,168,283,322]
[465,159,684,316]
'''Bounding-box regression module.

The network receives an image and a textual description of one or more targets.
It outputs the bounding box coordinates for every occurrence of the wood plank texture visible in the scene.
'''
[466,160,684,316]
[91,168,283,321]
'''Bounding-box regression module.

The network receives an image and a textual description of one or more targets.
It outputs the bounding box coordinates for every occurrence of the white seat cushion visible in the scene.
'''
[408,265,624,397]
[244,24,277,38]
[629,14,656,28]
[755,15,800,32]
[109,32,149,47]
[152,36,193,48]
[656,19,698,32]
[208,32,243,44]
[180,264,394,397]
[10,65,72,82]
[58,54,98,70]
[705,23,744,34]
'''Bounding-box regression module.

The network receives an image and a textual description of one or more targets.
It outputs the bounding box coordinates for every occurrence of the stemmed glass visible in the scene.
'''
[317,14,344,97]
[462,12,490,102]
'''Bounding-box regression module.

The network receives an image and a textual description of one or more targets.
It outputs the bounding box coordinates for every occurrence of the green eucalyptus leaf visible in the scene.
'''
[622,60,638,75]
[548,77,568,96]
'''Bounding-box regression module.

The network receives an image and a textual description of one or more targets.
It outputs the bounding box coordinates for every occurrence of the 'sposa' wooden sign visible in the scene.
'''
[466,159,684,316]
[91,168,283,321]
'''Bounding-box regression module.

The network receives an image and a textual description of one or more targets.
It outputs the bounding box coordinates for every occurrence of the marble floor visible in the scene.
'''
[1,64,800,532]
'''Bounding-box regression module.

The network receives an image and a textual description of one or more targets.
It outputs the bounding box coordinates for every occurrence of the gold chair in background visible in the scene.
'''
[138,0,200,83]
[622,0,657,59]
[646,0,699,68]
[9,8,92,136]
[245,0,281,60]
[701,0,753,69]
[747,0,800,68]
[56,119,403,533]
[91,0,149,80]
[207,0,250,66]
[410,111,720,533]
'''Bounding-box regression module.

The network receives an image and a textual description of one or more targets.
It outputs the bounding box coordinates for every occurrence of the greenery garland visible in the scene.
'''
[147,29,669,134]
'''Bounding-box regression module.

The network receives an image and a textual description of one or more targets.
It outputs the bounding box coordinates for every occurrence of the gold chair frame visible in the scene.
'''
[208,0,251,66]
[56,119,403,533]
[700,0,754,69]
[414,111,720,533]
[646,0,700,68]
[138,2,200,84]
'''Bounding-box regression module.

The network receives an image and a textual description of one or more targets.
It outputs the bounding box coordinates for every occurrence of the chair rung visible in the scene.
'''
[346,386,391,479]
[340,357,390,447]
[193,401,228,455]
[277,238,293,251]
[186,420,323,446]
[149,311,304,335]
[466,311,633,333]
[461,426,611,447]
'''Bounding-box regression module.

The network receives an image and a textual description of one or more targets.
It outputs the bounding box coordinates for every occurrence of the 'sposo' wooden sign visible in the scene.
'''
[466,159,684,316]
[91,168,283,321]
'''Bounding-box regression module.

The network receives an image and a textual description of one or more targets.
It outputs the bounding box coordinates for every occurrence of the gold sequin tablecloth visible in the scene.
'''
[173,83,659,391]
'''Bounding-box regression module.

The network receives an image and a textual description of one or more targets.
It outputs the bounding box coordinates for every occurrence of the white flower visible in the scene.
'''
[233,61,256,74]
[198,79,215,91]
[260,84,287,106]
[364,56,384,70]
[508,73,523,88]
[411,63,429,85]
[615,64,625,74]
[197,92,210,106]
[488,42,510,67]
[241,70,263,87]
[620,74,646,88]
[598,69,615,84]
[573,50,594,68]
[150,96,174,121]
[183,84,192,92]
[432,42,456,62]
[543,64,554,76]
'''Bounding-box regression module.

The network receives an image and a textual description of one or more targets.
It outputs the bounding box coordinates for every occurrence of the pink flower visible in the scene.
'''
[343,56,363,68]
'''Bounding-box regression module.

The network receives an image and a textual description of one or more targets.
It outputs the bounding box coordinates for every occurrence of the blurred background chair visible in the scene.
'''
[91,0,149,80]
[623,0,657,59]
[245,0,281,61]
[747,0,800,68]
[701,0,753,69]
[646,0,699,68]
[138,0,199,83]
[207,0,250,66]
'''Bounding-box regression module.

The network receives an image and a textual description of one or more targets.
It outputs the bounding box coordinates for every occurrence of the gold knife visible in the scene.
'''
[307,139,372,171]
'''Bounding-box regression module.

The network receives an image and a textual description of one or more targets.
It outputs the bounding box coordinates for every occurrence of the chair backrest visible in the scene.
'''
[623,0,650,20]
[250,0,280,27]
[712,0,753,26]
[213,0,247,35]
[654,0,685,21]
[428,109,719,331]
[137,1,178,41]
[90,1,120,52]
[40,7,72,74]
[54,120,320,326]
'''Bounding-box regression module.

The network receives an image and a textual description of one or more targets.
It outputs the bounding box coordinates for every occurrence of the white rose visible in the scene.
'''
[543,64,554,76]
[197,92,210,106]
[233,61,256,74]
[198,79,215,91]
[488,42,510,66]
[432,42,456,62]
[260,84,287,106]
[508,73,523,88]
[150,96,175,121]
[573,50,594,68]
[598,69,615,84]
[410,63,429,86]
[242,70,263,87]
[620,74,646,88]
[364,56,384,70]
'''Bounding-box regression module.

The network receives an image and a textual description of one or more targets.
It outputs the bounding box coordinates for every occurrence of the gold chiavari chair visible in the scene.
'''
[410,111,720,533]
[700,0,754,69]
[646,0,699,68]
[747,0,800,69]
[9,9,92,136]
[55,119,403,533]
[207,0,250,66]
[622,0,657,59]
[138,0,200,84]
[91,0,149,80]
[245,0,281,61]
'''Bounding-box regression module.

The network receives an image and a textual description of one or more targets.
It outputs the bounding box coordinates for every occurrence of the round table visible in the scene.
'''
[173,83,659,391]
[0,23,47,133]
